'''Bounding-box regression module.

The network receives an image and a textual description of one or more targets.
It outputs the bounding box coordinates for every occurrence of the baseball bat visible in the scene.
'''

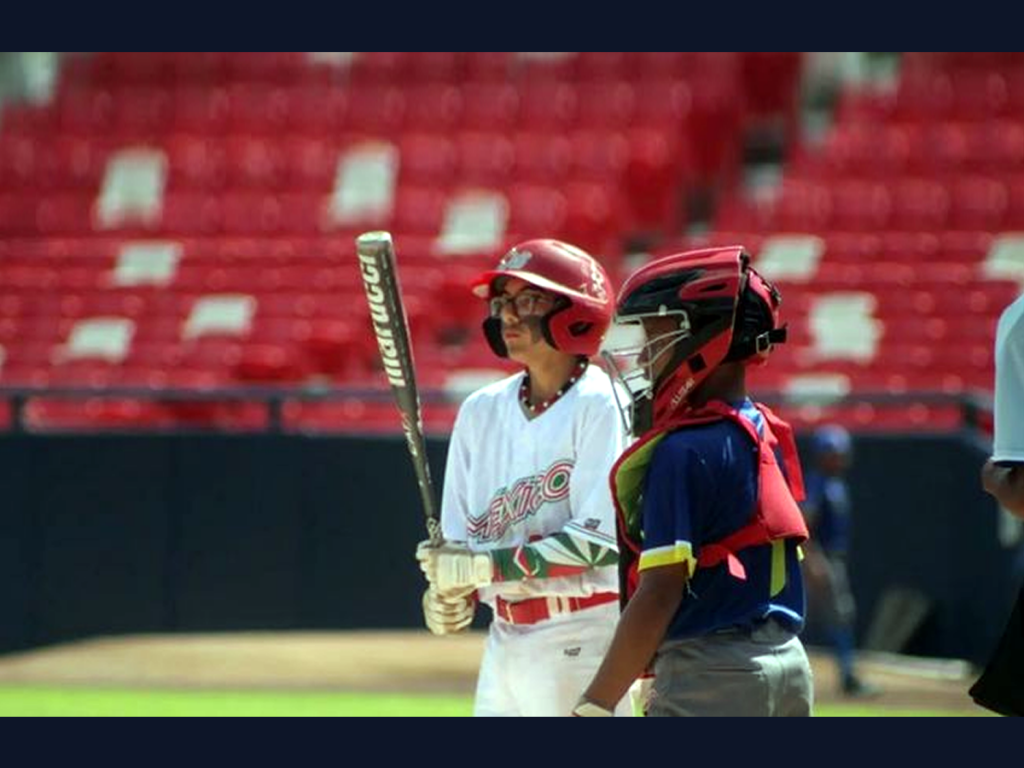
[355,231,443,547]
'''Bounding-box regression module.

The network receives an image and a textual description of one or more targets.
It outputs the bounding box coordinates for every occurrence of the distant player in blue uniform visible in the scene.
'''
[572,247,813,717]
[801,425,879,698]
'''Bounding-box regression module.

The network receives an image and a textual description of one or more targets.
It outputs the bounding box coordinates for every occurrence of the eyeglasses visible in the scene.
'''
[489,291,557,319]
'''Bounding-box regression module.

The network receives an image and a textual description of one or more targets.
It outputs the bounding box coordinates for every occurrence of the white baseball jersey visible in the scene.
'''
[441,364,630,607]
[994,293,1024,463]
[441,362,632,716]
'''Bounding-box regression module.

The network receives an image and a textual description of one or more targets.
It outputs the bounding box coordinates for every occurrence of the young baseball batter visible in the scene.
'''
[573,246,813,717]
[971,292,1024,716]
[416,239,631,717]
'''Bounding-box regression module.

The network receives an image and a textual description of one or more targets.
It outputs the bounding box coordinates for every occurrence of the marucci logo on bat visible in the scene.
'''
[358,252,407,388]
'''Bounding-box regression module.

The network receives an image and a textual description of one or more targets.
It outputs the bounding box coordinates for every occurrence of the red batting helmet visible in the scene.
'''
[614,246,786,431]
[471,239,615,357]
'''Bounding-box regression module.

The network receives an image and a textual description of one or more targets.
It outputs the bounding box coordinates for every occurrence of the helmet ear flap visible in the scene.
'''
[483,317,509,358]
[540,299,596,354]
[724,270,786,363]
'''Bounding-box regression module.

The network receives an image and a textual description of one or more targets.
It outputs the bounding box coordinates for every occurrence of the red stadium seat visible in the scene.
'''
[625,52,692,81]
[393,186,447,236]
[287,86,348,136]
[223,52,306,84]
[456,133,515,186]
[512,133,572,183]
[460,84,520,132]
[225,85,293,135]
[517,53,577,83]
[464,52,514,83]
[775,181,832,232]
[404,52,464,84]
[403,85,464,133]
[896,73,955,122]
[633,81,692,131]
[574,52,629,82]
[507,184,568,235]
[343,86,406,136]
[830,181,892,231]
[519,83,578,131]
[890,179,950,230]
[347,52,407,84]
[398,134,458,186]
[161,194,223,237]
[949,71,1010,121]
[964,120,1024,173]
[282,137,340,191]
[46,137,109,191]
[225,138,286,190]
[741,52,803,121]
[569,130,629,181]
[0,137,39,191]
[171,87,231,134]
[949,177,1008,230]
[167,51,228,85]
[0,102,55,138]
[55,87,114,134]
[562,182,624,252]
[813,124,905,179]
[575,82,637,130]
[623,128,690,233]
[112,88,173,137]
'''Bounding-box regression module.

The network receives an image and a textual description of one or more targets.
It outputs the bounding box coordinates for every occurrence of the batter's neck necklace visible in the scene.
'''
[520,358,589,418]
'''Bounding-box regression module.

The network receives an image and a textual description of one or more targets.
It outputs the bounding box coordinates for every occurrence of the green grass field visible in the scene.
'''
[0,687,987,717]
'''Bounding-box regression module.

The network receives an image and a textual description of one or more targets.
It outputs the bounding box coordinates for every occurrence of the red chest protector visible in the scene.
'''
[611,400,810,602]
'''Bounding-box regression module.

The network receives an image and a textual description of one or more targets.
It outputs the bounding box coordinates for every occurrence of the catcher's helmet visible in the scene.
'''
[471,239,615,358]
[613,246,786,432]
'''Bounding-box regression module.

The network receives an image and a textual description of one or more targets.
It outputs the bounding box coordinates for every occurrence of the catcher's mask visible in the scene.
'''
[602,246,787,437]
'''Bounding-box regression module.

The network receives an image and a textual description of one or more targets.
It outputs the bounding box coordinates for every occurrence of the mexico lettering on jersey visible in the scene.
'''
[469,460,574,543]
[440,365,630,603]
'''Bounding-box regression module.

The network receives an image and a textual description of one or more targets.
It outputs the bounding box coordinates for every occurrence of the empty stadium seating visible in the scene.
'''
[690,52,1024,430]
[0,52,1010,433]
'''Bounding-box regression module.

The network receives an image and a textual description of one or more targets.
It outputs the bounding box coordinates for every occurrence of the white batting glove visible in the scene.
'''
[416,540,494,594]
[422,587,476,636]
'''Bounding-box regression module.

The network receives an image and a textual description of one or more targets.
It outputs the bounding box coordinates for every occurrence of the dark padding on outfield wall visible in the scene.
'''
[837,434,1019,665]
[0,440,35,650]
[0,432,1016,663]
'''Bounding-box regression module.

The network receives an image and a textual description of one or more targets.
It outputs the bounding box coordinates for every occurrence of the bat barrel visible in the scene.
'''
[356,231,442,545]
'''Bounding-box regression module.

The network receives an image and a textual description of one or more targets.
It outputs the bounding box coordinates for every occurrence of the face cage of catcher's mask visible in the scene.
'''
[600,312,693,435]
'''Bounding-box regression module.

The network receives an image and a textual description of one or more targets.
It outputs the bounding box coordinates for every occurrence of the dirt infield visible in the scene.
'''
[0,632,983,712]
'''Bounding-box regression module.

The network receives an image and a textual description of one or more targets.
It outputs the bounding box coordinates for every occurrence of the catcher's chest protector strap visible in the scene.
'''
[611,401,809,600]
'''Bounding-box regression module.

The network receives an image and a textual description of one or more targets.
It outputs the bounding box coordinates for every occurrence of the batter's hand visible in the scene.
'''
[422,587,476,636]
[416,540,494,593]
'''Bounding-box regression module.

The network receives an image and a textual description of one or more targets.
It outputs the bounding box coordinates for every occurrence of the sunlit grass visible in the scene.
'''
[0,687,988,717]
[0,688,473,717]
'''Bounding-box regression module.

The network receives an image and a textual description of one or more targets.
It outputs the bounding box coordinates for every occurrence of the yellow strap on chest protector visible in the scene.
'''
[614,434,668,539]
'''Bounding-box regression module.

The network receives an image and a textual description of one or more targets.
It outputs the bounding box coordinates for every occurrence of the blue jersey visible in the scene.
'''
[638,400,806,640]
[801,472,851,555]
